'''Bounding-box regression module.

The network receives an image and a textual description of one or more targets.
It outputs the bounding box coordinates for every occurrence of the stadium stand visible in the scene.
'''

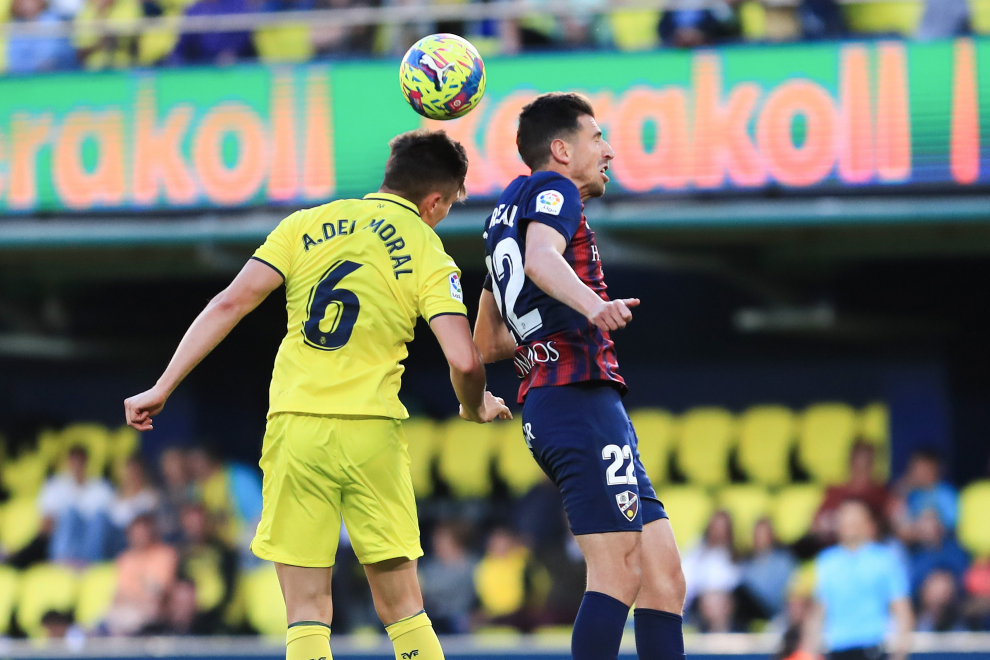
[244,563,287,636]
[16,562,77,638]
[718,484,772,551]
[0,565,18,635]
[771,484,825,545]
[74,562,117,629]
[627,408,675,485]
[493,418,545,498]
[675,407,736,486]
[737,405,796,487]
[797,402,859,484]
[958,480,990,558]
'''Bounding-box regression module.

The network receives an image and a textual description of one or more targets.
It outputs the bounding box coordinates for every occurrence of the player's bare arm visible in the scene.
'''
[473,288,516,363]
[429,313,512,423]
[524,221,640,333]
[124,259,284,431]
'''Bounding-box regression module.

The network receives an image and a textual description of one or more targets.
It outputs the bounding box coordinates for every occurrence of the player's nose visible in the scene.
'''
[602,139,615,160]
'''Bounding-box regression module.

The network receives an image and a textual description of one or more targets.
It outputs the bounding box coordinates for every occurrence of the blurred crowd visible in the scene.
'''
[2,421,989,642]
[0,0,980,76]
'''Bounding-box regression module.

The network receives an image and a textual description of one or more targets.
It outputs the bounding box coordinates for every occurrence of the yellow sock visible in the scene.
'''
[286,622,332,660]
[385,611,444,660]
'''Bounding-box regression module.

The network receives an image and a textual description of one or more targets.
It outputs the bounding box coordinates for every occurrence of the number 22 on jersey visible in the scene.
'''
[486,236,543,340]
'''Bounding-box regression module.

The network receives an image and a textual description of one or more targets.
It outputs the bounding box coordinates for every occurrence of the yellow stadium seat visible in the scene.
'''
[403,417,438,498]
[656,486,714,548]
[737,405,796,486]
[185,552,227,611]
[254,24,314,64]
[973,0,990,32]
[244,563,287,636]
[629,408,676,485]
[16,563,77,638]
[1,451,47,498]
[718,484,771,551]
[437,417,496,499]
[675,407,736,486]
[0,497,42,554]
[798,403,858,484]
[60,423,110,478]
[772,484,824,544]
[75,563,117,629]
[0,566,19,635]
[958,480,990,558]
[37,428,67,470]
[494,418,545,497]
[858,403,890,481]
[841,0,922,34]
[608,9,659,51]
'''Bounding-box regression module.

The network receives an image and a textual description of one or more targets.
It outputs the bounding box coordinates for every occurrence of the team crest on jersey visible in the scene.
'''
[449,272,463,302]
[535,190,564,216]
[616,490,639,521]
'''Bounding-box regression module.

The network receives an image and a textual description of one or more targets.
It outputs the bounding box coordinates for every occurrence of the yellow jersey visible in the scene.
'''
[252,192,467,420]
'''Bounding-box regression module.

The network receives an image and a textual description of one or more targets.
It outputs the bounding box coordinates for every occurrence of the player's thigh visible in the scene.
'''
[337,417,422,566]
[523,384,649,536]
[252,413,344,568]
[638,518,686,614]
[275,562,334,624]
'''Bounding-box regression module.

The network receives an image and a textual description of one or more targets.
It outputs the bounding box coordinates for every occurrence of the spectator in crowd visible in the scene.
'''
[108,454,160,556]
[962,558,990,630]
[739,517,797,621]
[143,579,217,635]
[169,0,254,65]
[187,446,263,556]
[812,442,893,546]
[682,510,741,617]
[176,502,237,633]
[40,609,86,643]
[916,569,964,632]
[473,527,549,632]
[658,0,741,48]
[895,449,958,542]
[418,521,477,634]
[104,514,178,635]
[797,0,845,39]
[40,444,114,565]
[73,0,140,69]
[916,0,969,39]
[7,0,75,74]
[807,499,912,660]
[253,0,315,63]
[907,508,969,598]
[311,0,376,56]
[158,447,193,544]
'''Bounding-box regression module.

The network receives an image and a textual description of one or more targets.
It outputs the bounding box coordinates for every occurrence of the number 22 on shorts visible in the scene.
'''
[602,444,638,486]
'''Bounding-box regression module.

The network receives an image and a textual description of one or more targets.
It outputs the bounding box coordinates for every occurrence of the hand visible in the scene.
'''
[460,391,513,423]
[124,386,168,431]
[588,298,640,333]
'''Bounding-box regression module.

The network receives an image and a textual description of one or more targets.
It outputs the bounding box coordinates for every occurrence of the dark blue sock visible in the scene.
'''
[572,591,629,660]
[634,608,685,660]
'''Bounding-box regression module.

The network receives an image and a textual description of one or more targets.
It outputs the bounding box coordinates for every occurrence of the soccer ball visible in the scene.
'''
[399,33,486,120]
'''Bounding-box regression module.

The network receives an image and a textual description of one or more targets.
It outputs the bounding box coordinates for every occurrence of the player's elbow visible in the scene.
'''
[448,348,484,379]
[211,288,250,317]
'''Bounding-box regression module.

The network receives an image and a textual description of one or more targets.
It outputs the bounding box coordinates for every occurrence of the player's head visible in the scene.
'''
[382,129,469,227]
[516,92,614,200]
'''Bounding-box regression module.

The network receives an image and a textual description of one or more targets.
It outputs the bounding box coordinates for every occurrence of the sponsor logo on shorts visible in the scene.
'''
[523,422,535,449]
[616,490,639,521]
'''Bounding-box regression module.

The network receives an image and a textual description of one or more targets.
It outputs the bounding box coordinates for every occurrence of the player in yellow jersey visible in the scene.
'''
[124,130,510,660]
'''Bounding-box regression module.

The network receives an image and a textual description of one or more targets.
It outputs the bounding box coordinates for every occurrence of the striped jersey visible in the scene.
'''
[482,171,625,403]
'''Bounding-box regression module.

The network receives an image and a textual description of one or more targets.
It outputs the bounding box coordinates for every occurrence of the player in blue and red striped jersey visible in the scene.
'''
[473,93,686,660]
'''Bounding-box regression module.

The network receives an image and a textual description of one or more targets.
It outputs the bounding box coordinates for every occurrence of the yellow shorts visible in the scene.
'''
[250,413,422,567]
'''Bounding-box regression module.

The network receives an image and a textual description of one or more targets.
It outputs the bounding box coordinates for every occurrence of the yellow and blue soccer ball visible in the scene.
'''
[399,33,486,120]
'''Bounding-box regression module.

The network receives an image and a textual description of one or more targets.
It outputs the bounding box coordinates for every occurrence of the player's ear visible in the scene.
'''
[549,137,570,165]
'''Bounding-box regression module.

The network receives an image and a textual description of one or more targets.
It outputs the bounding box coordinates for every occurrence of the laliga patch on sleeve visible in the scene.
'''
[535,190,564,216]
[449,272,464,302]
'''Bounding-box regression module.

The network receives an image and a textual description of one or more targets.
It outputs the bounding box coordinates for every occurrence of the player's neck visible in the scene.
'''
[533,164,591,202]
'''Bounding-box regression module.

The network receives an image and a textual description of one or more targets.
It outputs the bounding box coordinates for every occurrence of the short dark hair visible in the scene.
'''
[516,92,596,171]
[382,129,468,204]
[68,444,88,461]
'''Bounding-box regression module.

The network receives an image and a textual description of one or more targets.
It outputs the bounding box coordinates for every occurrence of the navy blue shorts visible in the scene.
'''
[522,381,667,536]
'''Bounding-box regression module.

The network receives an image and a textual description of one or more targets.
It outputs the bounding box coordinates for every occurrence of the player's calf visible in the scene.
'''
[634,519,686,660]
[365,558,446,660]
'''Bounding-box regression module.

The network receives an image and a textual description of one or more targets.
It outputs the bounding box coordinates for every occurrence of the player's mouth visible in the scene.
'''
[599,163,610,183]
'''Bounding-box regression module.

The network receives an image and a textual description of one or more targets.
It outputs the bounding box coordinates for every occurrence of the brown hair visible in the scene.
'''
[382,129,469,204]
[516,92,596,171]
